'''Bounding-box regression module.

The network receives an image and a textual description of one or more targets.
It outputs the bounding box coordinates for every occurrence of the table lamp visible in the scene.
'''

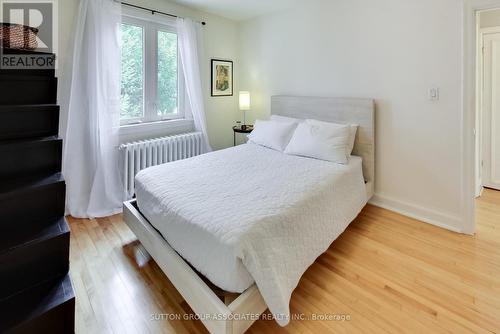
[239,91,251,130]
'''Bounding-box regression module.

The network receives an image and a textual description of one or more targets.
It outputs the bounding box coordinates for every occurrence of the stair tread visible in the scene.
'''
[1,48,56,56]
[0,104,59,111]
[0,217,68,255]
[0,218,70,301]
[0,274,74,332]
[0,172,63,196]
[0,74,57,81]
[0,135,60,146]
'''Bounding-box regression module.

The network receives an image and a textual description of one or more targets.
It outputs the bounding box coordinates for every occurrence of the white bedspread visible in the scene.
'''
[135,143,367,326]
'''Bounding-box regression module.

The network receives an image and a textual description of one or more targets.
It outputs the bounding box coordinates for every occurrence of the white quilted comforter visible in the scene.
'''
[135,143,367,326]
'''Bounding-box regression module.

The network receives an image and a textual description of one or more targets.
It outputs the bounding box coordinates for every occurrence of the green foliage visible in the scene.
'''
[157,31,178,116]
[120,24,179,121]
[120,24,144,120]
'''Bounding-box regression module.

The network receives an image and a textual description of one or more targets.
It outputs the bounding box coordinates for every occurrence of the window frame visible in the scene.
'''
[120,10,185,126]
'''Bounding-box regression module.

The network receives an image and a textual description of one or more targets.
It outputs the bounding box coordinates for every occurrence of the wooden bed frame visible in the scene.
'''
[123,96,375,334]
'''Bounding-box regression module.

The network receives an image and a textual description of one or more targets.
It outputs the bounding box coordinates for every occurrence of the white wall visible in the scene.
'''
[480,8,500,28]
[57,0,239,150]
[239,0,465,231]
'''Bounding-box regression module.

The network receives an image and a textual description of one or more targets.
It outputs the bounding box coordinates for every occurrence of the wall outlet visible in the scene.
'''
[429,87,440,101]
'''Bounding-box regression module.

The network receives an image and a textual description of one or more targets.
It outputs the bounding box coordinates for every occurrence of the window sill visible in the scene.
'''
[119,119,194,142]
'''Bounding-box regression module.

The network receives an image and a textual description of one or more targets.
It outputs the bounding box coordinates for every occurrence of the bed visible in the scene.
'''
[123,95,375,334]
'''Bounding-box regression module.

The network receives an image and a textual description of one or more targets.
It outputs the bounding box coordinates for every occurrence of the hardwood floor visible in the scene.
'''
[68,189,500,333]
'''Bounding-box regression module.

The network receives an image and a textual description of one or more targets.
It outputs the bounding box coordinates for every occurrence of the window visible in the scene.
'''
[120,13,183,125]
[120,23,144,121]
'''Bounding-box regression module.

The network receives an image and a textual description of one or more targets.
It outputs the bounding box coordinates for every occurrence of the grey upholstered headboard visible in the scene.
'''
[271,95,375,199]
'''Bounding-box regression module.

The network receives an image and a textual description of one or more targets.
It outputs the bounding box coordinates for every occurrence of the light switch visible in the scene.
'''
[429,88,439,101]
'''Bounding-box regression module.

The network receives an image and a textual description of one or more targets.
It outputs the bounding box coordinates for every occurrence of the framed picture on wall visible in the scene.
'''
[211,59,233,97]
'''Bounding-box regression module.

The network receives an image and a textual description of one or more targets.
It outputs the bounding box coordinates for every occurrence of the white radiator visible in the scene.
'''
[120,132,203,199]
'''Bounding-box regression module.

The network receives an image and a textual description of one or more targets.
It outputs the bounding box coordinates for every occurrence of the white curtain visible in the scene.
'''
[177,18,212,153]
[63,0,123,218]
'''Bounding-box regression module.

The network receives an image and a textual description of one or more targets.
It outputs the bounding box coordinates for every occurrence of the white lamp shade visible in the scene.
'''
[239,91,251,111]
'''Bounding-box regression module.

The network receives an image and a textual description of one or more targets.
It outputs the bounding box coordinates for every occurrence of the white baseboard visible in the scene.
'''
[369,193,464,234]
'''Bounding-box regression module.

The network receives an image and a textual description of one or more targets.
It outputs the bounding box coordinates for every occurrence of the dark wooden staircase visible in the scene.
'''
[0,50,75,333]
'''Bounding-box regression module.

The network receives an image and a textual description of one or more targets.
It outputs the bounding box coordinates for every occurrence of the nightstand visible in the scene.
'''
[232,125,253,146]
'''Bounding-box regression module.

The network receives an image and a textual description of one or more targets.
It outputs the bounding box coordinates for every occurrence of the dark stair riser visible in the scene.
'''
[0,176,65,230]
[0,275,75,333]
[0,217,66,259]
[0,105,59,140]
[0,76,57,105]
[0,68,55,78]
[8,298,75,334]
[0,66,55,79]
[0,137,62,179]
[0,219,70,299]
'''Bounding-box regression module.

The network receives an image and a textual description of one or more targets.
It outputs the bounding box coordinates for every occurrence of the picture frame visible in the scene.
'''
[211,59,233,97]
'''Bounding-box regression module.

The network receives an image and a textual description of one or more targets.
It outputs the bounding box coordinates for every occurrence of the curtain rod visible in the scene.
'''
[121,1,206,25]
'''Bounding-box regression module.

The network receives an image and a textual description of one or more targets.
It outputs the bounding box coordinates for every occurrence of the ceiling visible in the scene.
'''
[170,0,300,21]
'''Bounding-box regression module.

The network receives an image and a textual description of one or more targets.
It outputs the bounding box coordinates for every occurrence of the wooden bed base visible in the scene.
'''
[123,200,267,334]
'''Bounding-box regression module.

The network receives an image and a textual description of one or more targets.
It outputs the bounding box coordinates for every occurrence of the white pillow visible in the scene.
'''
[284,120,350,163]
[248,119,297,152]
[301,119,358,155]
[270,115,303,124]
[348,124,358,155]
